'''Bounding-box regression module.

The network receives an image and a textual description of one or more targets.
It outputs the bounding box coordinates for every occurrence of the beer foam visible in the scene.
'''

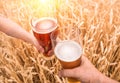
[32,17,57,34]
[54,40,82,62]
[37,20,54,30]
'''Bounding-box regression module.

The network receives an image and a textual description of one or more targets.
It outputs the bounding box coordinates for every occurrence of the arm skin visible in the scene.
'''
[0,16,44,53]
[59,55,119,83]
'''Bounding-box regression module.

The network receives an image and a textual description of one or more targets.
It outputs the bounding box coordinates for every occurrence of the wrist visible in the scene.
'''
[97,72,105,83]
[90,69,104,83]
[96,72,118,83]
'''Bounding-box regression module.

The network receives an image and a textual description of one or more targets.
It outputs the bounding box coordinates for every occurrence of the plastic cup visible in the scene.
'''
[54,40,82,83]
[31,17,57,57]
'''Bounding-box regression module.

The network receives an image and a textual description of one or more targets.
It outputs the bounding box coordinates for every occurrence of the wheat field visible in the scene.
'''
[0,0,120,83]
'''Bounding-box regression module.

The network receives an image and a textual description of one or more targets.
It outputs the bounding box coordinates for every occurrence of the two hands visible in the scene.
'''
[0,16,119,83]
[59,55,119,83]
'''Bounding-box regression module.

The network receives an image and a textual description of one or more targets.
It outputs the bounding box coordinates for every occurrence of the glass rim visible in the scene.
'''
[31,17,57,34]
[54,40,83,62]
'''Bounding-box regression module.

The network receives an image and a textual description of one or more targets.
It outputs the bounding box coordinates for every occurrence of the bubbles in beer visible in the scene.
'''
[54,40,82,62]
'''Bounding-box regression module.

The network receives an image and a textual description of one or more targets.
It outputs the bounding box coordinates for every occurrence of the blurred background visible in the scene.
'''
[0,0,120,83]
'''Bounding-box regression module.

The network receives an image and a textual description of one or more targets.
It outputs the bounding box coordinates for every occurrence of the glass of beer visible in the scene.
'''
[54,40,83,83]
[31,17,57,57]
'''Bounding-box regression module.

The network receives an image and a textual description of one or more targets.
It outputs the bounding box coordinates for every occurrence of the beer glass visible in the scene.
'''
[31,17,57,57]
[54,40,83,83]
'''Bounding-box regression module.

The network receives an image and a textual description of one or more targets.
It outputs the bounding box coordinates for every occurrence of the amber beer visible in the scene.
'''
[54,40,82,83]
[31,17,57,57]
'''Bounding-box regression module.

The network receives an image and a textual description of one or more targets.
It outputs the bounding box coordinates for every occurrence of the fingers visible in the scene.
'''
[47,49,54,56]
[38,46,44,53]
[59,69,75,78]
[32,36,44,53]
[59,68,80,78]
[59,55,88,78]
[80,55,90,64]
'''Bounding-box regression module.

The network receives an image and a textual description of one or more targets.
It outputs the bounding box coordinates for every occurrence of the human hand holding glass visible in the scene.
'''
[51,31,83,83]
[54,40,82,83]
[31,17,57,57]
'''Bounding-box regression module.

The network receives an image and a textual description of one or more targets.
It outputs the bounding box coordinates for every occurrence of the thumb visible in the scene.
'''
[33,39,44,53]
[32,37,44,53]
[37,46,44,53]
[59,69,77,78]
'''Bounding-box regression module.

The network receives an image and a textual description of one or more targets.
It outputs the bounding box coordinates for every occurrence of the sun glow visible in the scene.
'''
[38,0,64,17]
[38,0,55,17]
[39,0,49,4]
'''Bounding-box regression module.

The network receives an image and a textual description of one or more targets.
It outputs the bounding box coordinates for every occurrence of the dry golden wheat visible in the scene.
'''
[0,0,120,83]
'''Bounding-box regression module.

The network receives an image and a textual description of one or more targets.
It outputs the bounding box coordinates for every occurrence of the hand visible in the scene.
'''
[59,55,119,83]
[31,35,44,53]
[0,16,44,53]
[29,30,44,53]
[59,55,104,83]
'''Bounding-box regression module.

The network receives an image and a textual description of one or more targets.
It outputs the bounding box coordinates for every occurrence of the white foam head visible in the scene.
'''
[32,17,57,34]
[54,40,82,62]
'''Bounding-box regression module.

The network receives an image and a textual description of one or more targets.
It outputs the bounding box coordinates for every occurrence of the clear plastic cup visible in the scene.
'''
[54,40,82,83]
[31,17,57,57]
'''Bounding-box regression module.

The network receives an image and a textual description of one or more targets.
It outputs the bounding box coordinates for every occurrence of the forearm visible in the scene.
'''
[99,74,119,83]
[95,72,119,83]
[0,16,35,44]
[89,66,119,83]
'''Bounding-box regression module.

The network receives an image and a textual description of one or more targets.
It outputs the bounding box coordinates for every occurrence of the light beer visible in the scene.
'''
[54,40,83,83]
[31,17,57,57]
